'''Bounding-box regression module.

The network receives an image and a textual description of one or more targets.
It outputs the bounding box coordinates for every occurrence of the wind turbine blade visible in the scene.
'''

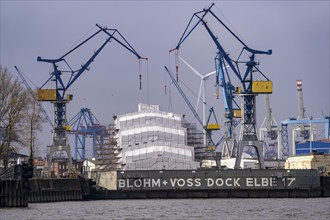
[204,64,229,79]
[204,71,216,79]
[178,56,203,78]
[196,80,203,111]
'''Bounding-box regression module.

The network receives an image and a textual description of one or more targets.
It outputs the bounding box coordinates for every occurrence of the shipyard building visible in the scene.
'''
[96,104,203,170]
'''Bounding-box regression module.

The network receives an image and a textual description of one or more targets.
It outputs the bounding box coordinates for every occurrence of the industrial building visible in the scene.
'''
[285,154,330,175]
[295,141,330,155]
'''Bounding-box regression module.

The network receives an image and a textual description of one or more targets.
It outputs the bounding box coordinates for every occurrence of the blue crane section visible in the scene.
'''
[68,108,104,161]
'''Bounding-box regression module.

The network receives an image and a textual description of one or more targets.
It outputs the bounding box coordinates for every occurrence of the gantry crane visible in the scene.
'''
[67,108,105,161]
[169,3,272,169]
[281,80,330,156]
[37,24,147,170]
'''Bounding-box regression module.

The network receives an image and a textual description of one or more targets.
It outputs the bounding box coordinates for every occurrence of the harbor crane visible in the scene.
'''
[67,108,105,161]
[170,3,272,169]
[37,24,147,170]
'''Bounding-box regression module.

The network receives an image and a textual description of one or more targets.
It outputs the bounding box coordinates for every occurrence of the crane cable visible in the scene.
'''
[146,59,150,104]
[63,26,97,57]
[165,55,173,112]
[139,59,142,90]
[214,4,247,46]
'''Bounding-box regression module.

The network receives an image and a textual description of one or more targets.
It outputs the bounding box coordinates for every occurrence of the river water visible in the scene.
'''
[1,198,329,220]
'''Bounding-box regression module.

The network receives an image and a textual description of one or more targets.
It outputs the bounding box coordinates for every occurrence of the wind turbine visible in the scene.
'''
[178,56,216,146]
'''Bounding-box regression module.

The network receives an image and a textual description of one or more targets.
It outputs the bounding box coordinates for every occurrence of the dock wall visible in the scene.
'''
[89,188,324,200]
[28,178,83,203]
[0,180,28,207]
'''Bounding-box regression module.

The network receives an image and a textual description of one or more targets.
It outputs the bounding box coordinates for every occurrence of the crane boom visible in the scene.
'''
[165,66,203,125]
[165,66,219,156]
[15,66,53,127]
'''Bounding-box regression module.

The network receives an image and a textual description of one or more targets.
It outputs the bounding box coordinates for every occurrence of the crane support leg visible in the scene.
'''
[235,94,265,169]
[46,101,73,170]
[47,145,73,170]
[235,141,265,169]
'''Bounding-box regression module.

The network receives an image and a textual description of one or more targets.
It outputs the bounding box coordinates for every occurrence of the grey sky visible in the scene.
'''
[1,1,329,156]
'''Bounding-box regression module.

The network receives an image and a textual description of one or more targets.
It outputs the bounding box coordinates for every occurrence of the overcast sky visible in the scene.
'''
[1,1,329,156]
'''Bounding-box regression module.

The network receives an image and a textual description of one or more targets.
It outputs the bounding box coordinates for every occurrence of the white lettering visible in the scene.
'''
[152,179,161,187]
[127,179,132,187]
[287,177,295,187]
[215,178,224,187]
[118,179,125,188]
[144,179,151,188]
[119,176,279,189]
[233,178,240,187]
[195,178,201,187]
[261,178,269,187]
[246,178,253,187]
[254,178,261,187]
[134,179,142,188]
[207,178,214,187]
[177,178,185,187]
[187,178,193,187]
[271,177,277,187]
[170,178,177,187]
[225,178,232,186]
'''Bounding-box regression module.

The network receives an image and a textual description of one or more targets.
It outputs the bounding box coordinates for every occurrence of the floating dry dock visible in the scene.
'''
[90,169,330,199]
[1,170,329,207]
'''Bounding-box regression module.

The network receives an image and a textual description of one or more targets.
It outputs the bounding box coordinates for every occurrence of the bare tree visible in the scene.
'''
[0,65,29,168]
[23,90,46,158]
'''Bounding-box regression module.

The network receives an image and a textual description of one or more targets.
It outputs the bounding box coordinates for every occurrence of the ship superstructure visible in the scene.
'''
[113,103,201,170]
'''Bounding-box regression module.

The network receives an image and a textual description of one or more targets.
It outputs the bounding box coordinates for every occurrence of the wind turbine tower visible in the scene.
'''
[178,56,216,146]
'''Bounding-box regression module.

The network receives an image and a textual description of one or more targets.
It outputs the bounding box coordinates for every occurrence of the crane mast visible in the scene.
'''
[259,94,282,159]
[37,24,146,170]
[170,3,272,169]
